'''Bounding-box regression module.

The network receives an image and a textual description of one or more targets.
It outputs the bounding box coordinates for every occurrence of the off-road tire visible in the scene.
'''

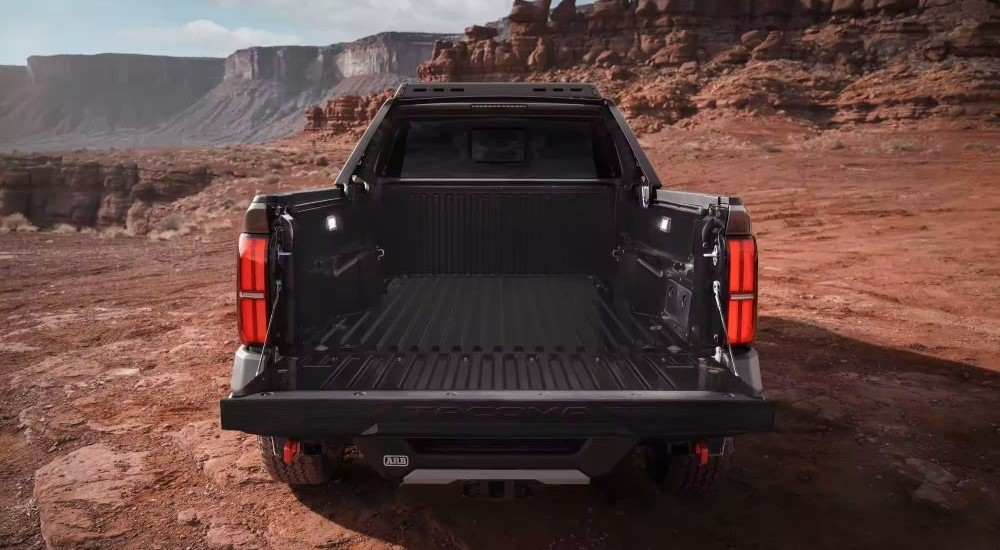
[652,439,734,497]
[258,436,341,485]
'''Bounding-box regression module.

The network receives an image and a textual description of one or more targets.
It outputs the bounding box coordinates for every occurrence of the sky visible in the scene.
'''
[0,0,515,65]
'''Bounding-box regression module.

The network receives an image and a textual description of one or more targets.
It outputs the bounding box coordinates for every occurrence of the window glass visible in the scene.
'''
[395,118,608,179]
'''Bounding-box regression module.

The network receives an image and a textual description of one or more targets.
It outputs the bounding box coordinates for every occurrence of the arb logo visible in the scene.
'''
[383,455,409,467]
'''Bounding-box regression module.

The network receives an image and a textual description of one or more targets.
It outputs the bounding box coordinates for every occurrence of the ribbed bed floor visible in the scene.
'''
[295,276,732,392]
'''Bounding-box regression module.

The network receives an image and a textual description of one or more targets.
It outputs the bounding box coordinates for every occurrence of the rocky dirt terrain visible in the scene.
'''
[1,122,998,549]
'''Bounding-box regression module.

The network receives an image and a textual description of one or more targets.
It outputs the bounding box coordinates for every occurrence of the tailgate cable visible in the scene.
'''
[254,215,289,377]
[254,281,283,377]
[712,280,739,378]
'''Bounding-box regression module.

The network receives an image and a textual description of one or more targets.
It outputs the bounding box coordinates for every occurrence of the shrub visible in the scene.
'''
[962,142,990,152]
[147,230,179,241]
[885,139,916,153]
[101,226,134,239]
[161,214,186,231]
[50,223,78,234]
[175,223,195,237]
[760,142,781,153]
[315,155,329,166]
[829,139,845,150]
[203,219,235,234]
[1,213,32,231]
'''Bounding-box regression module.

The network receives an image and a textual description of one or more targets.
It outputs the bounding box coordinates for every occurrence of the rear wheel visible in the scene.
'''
[258,436,343,485]
[646,438,733,496]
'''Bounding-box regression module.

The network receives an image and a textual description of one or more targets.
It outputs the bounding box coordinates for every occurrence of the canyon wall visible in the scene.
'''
[224,32,442,84]
[26,54,224,90]
[0,154,213,232]
[0,55,225,148]
[163,32,449,143]
[408,0,999,131]
[0,33,452,151]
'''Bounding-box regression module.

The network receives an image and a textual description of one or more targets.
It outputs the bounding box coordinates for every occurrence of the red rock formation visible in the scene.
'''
[411,0,999,129]
[420,0,996,79]
[509,0,553,36]
[301,0,998,137]
[303,90,395,137]
[465,25,499,42]
[305,105,326,131]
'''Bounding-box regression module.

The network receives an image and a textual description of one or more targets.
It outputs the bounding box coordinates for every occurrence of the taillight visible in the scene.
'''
[726,237,757,346]
[237,234,268,345]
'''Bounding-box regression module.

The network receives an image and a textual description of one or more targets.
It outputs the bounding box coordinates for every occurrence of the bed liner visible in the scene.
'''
[292,275,743,394]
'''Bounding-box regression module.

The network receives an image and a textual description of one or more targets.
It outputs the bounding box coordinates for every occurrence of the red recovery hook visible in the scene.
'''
[694,441,710,466]
[282,440,300,465]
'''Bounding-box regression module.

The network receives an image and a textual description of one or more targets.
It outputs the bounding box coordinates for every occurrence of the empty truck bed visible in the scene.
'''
[293,276,745,394]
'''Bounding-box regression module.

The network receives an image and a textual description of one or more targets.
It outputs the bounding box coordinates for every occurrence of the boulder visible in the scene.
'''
[752,31,788,60]
[509,0,552,22]
[551,0,579,31]
[741,29,770,49]
[34,444,153,548]
[465,25,499,42]
[608,65,633,80]
[509,0,552,36]
[949,21,1000,58]
[650,30,698,66]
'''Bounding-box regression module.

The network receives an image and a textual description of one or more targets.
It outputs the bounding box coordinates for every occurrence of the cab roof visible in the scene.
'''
[395,82,602,101]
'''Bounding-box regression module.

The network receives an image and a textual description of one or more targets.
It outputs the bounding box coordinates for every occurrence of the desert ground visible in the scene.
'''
[1,123,998,549]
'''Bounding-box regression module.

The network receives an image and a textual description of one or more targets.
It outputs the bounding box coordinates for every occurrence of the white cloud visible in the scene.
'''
[120,19,301,56]
[206,0,510,38]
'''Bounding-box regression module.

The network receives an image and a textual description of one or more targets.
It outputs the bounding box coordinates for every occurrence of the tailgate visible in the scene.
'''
[220,389,774,438]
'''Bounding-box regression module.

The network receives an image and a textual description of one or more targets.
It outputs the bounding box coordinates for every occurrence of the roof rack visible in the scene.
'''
[395,82,602,100]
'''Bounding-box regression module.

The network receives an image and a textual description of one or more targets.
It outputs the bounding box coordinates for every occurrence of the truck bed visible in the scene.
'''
[294,276,743,394]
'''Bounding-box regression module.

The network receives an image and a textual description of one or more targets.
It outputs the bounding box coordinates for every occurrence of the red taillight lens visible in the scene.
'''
[726,237,757,346]
[237,234,268,345]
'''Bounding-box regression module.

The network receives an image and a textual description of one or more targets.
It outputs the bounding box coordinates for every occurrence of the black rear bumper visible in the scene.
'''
[219,390,774,439]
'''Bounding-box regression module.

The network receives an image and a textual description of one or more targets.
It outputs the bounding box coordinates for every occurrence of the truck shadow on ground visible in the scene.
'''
[288,316,999,549]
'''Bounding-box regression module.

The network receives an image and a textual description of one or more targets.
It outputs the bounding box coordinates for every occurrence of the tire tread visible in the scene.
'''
[258,436,333,485]
[660,439,733,496]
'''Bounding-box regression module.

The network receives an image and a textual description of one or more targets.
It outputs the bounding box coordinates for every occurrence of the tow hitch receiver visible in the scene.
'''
[462,480,533,500]
[282,439,300,465]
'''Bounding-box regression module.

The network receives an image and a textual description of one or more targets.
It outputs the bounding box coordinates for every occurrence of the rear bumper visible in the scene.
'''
[219,389,774,439]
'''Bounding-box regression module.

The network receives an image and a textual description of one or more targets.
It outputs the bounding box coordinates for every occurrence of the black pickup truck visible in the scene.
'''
[221,83,773,497]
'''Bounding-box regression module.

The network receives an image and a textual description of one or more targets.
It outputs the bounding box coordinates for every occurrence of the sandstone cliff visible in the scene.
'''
[0,154,214,232]
[406,0,999,132]
[224,33,442,84]
[157,33,449,144]
[0,33,452,151]
[0,55,225,148]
